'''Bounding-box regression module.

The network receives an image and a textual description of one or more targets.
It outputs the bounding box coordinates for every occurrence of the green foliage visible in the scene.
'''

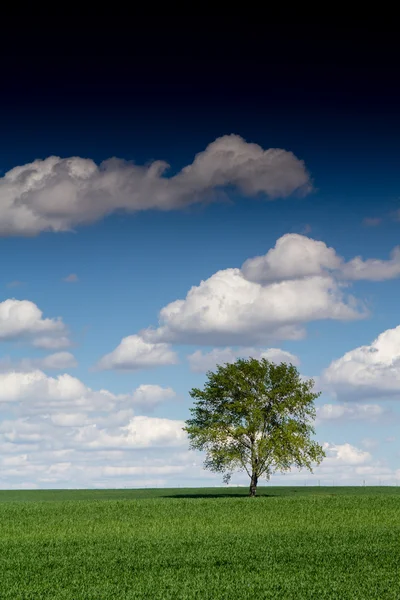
[0,488,399,598]
[184,358,325,490]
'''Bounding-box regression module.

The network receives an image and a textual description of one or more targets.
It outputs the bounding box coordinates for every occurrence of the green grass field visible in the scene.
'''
[0,486,399,599]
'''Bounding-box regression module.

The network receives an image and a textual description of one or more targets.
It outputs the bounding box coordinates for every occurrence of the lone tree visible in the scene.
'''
[184,358,325,497]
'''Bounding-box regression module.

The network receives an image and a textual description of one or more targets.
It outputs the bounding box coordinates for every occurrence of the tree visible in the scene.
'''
[183,358,325,497]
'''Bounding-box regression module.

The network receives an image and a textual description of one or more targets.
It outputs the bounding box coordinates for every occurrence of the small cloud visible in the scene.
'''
[320,324,400,399]
[96,334,178,371]
[361,438,379,450]
[33,336,71,350]
[362,217,382,227]
[39,352,78,370]
[63,274,79,283]
[322,442,371,465]
[0,299,70,348]
[6,280,24,288]
[301,224,312,234]
[188,346,299,373]
[316,403,384,423]
[131,384,176,411]
[0,352,77,372]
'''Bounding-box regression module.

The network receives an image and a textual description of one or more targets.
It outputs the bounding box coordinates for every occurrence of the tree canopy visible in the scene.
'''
[184,358,325,496]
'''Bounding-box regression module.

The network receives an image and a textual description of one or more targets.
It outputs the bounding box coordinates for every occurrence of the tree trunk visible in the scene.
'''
[249,471,258,497]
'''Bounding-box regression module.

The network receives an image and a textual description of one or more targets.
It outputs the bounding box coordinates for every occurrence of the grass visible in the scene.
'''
[0,486,399,599]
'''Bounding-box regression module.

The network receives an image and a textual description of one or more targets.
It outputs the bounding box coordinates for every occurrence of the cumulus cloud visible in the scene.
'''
[242,233,400,283]
[267,440,400,485]
[0,371,89,406]
[322,442,371,465]
[0,365,395,487]
[0,369,176,414]
[321,325,400,399]
[0,352,77,372]
[187,346,300,373]
[32,336,71,349]
[74,416,187,450]
[62,273,78,283]
[316,403,385,423]
[38,352,77,369]
[131,384,176,410]
[97,334,178,371]
[140,269,365,346]
[0,365,189,489]
[340,246,400,281]
[108,233,400,348]
[0,299,70,347]
[0,445,208,490]
[0,135,311,236]
[242,234,341,284]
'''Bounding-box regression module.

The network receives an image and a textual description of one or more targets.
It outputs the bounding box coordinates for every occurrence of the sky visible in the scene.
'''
[1,25,400,489]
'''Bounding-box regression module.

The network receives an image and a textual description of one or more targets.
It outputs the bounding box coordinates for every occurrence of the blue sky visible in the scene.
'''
[1,30,400,488]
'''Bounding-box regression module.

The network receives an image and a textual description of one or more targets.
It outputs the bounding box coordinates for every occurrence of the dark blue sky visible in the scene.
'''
[2,25,400,170]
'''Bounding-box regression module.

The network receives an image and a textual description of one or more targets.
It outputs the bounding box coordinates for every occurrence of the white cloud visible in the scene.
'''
[316,403,384,422]
[340,246,400,281]
[131,384,176,410]
[242,233,400,284]
[0,413,188,457]
[97,465,185,477]
[0,374,396,487]
[269,441,375,484]
[360,438,379,450]
[0,135,311,236]
[50,413,90,427]
[74,416,187,450]
[0,371,87,405]
[97,334,178,371]
[265,440,400,485]
[123,233,400,347]
[63,273,78,283]
[38,352,77,369]
[123,416,186,448]
[242,234,341,284]
[353,465,396,478]
[99,234,400,354]
[0,443,209,489]
[33,336,71,349]
[187,346,300,373]
[0,366,190,487]
[0,370,177,415]
[49,409,136,429]
[0,352,77,372]
[322,442,371,465]
[0,299,70,347]
[321,325,400,399]
[141,268,365,346]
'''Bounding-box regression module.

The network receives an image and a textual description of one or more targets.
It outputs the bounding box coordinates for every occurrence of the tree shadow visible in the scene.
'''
[161,493,275,499]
